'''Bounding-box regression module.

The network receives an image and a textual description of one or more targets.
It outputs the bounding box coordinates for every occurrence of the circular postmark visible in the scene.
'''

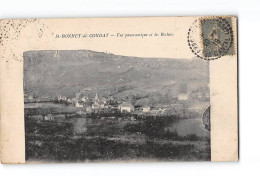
[188,16,234,60]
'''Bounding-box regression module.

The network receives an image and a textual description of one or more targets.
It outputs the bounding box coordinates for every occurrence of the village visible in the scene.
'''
[24,84,209,121]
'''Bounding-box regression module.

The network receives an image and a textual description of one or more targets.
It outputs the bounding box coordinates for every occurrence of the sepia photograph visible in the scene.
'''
[24,50,210,162]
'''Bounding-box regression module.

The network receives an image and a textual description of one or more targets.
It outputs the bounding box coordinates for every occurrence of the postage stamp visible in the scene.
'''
[201,17,234,58]
[188,16,235,60]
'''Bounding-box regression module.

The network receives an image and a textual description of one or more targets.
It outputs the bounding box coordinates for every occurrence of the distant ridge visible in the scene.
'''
[23,50,209,107]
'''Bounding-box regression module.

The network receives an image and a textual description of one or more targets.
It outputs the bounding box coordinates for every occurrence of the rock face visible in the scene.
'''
[23,50,209,107]
[202,106,210,131]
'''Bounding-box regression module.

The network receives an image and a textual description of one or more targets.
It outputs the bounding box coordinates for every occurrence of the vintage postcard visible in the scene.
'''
[0,16,238,163]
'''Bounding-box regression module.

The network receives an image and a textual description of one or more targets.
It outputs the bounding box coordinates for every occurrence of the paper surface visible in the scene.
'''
[0,16,238,163]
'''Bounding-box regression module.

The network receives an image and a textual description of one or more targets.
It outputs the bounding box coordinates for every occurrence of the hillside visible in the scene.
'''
[23,50,209,106]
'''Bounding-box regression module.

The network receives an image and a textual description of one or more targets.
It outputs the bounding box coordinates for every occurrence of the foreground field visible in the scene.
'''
[25,111,210,162]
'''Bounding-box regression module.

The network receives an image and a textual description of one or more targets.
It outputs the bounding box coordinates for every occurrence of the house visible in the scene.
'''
[178,93,188,100]
[28,95,34,100]
[142,106,151,112]
[85,106,92,113]
[159,107,166,113]
[81,96,87,102]
[58,95,67,102]
[177,83,188,100]
[44,114,54,121]
[67,98,72,103]
[75,102,84,108]
[119,102,134,113]
[92,104,99,110]
[149,107,165,115]
[32,115,43,121]
[130,116,136,121]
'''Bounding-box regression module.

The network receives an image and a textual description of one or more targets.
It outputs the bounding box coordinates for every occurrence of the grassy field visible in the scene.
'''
[25,110,210,162]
